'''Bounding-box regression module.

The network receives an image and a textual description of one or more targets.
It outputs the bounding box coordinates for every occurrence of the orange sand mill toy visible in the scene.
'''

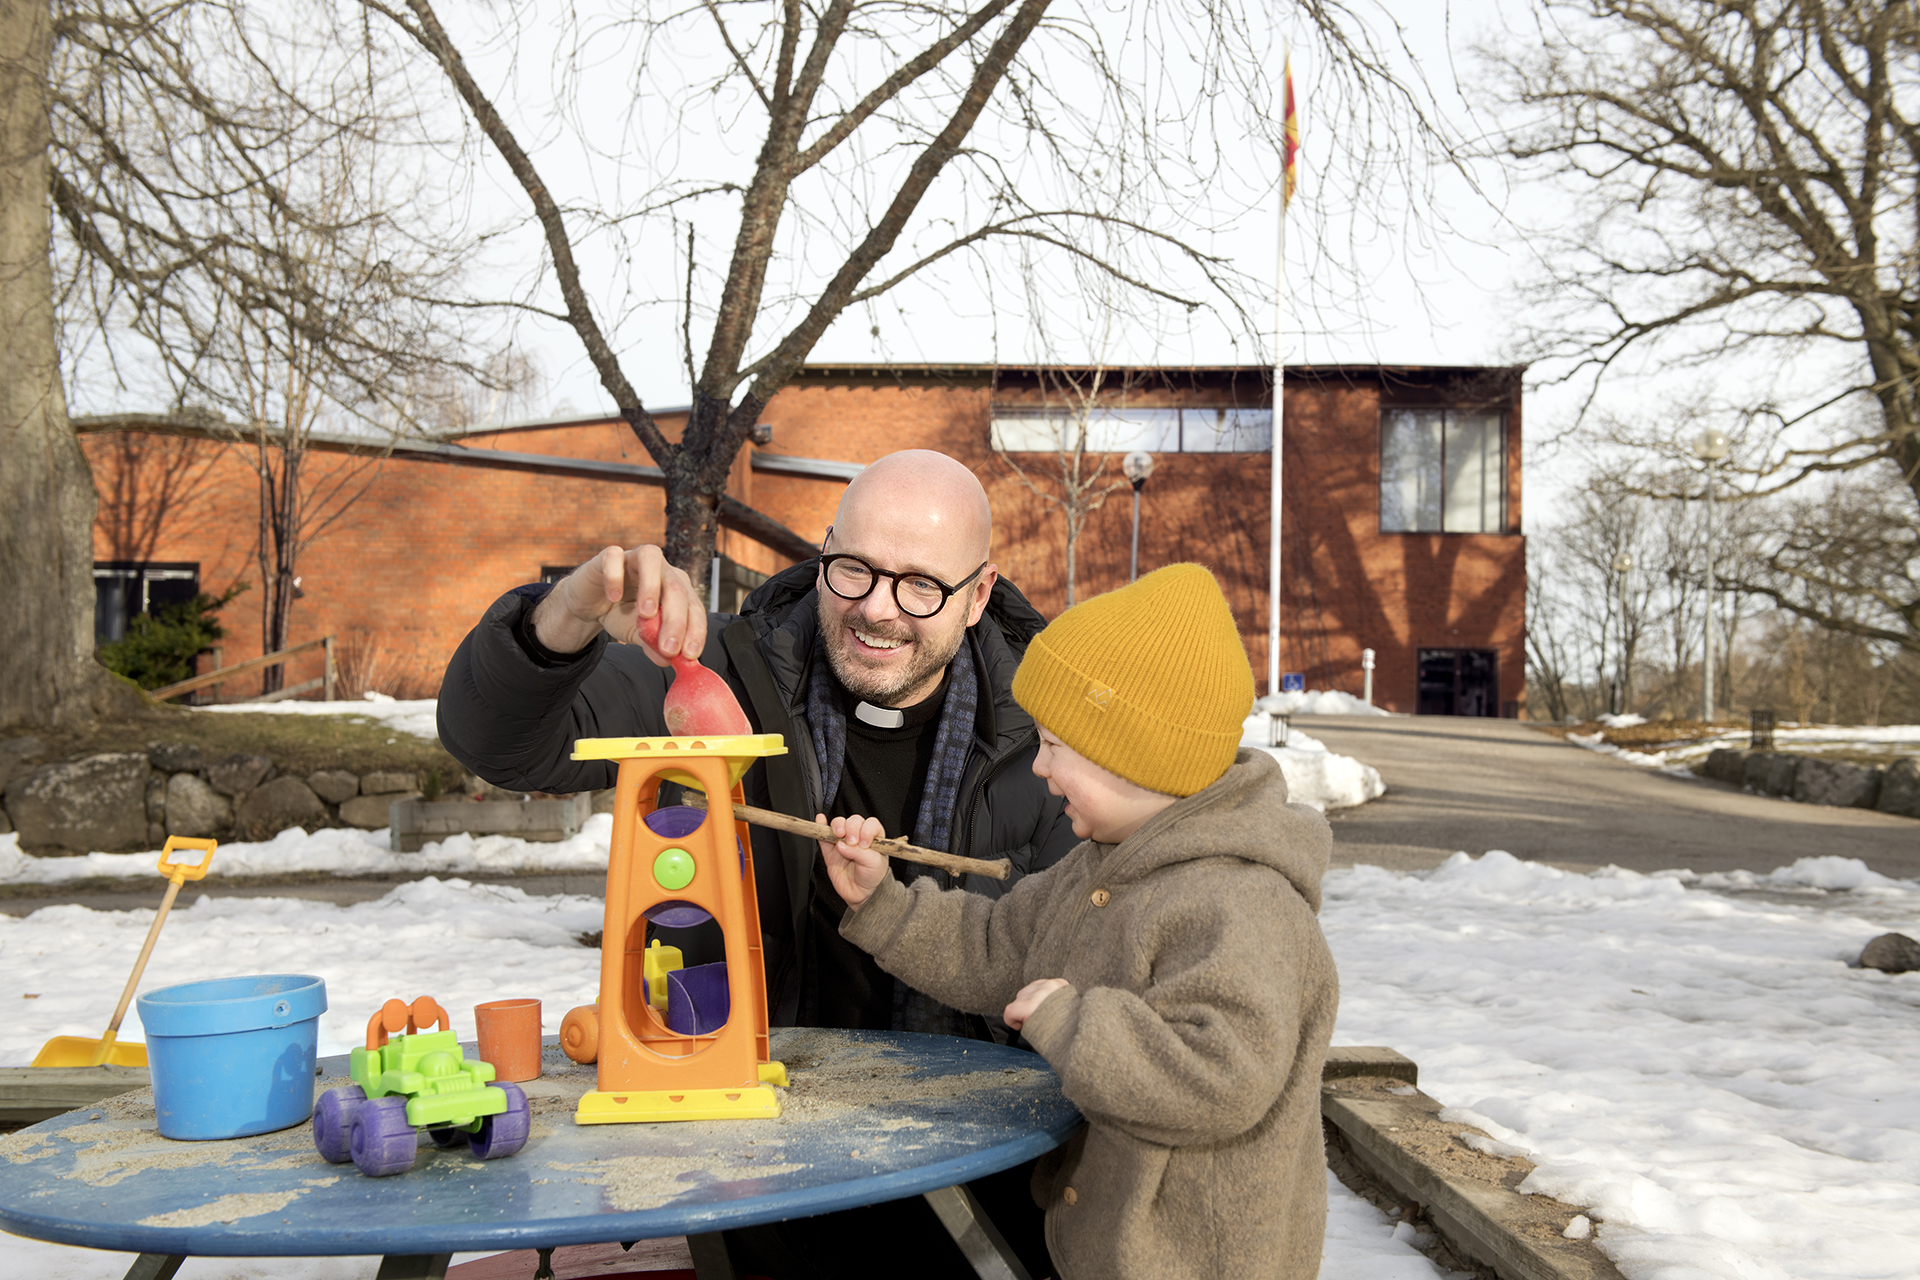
[559,734,789,1123]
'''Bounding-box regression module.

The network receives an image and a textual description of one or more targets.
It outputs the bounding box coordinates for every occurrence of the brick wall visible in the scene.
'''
[85,363,1525,714]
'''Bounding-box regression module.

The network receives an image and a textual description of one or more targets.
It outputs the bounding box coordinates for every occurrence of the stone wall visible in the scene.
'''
[0,735,471,853]
[1700,748,1920,818]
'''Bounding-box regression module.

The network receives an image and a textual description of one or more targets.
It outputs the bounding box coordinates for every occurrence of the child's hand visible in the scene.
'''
[1004,978,1069,1032]
[818,813,887,908]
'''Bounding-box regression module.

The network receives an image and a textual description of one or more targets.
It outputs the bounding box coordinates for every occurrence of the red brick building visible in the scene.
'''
[82,362,1526,715]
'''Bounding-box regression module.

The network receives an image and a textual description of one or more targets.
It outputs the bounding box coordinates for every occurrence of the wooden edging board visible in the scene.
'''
[1321,1049,1625,1280]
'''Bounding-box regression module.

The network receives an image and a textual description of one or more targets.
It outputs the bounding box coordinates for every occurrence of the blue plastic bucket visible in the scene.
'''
[137,974,327,1140]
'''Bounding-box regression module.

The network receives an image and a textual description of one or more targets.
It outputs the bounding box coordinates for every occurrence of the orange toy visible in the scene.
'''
[560,735,789,1123]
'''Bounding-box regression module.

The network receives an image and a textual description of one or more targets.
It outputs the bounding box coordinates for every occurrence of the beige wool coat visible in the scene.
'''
[839,749,1339,1280]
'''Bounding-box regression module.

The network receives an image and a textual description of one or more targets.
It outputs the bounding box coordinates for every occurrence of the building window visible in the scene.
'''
[989,406,1272,454]
[1380,409,1507,533]
[540,566,573,585]
[94,562,199,643]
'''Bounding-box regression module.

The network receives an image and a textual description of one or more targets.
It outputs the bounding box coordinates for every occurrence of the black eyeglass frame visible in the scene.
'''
[817,545,990,619]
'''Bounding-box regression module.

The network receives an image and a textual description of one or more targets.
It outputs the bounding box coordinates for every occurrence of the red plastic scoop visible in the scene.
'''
[638,613,753,736]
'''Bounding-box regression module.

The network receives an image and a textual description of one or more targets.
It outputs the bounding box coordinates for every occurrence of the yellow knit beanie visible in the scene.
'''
[1013,564,1254,797]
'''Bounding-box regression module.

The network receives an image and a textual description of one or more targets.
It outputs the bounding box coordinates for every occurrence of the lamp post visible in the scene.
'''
[1691,426,1732,722]
[1123,450,1155,582]
[1611,552,1633,715]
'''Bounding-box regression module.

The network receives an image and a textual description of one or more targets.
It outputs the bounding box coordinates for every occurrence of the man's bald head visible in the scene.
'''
[834,450,992,567]
[816,450,998,707]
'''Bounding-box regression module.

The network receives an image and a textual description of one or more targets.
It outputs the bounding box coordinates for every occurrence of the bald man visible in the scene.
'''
[438,450,1077,1034]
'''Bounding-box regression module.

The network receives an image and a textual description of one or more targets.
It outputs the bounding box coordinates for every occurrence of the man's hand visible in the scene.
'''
[532,545,704,663]
[819,813,888,908]
[1004,978,1068,1032]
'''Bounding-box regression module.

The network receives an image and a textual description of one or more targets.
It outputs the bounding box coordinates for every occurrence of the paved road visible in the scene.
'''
[1296,715,1919,879]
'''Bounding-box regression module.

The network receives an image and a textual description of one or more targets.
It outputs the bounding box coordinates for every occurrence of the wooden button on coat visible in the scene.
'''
[1063,1186,1078,1205]
[1090,889,1111,907]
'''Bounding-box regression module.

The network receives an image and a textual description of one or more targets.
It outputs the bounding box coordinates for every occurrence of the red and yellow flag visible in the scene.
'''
[1283,57,1300,208]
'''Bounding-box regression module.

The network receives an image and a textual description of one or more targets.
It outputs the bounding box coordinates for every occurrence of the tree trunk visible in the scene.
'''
[0,0,140,727]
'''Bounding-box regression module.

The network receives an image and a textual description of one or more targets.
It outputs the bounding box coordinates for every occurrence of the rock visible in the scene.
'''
[360,770,418,795]
[0,736,45,760]
[146,742,206,773]
[0,754,22,793]
[0,805,10,835]
[166,773,232,838]
[145,771,168,845]
[1877,759,1920,819]
[233,776,329,841]
[208,753,273,797]
[1743,752,1799,797]
[592,788,617,815]
[3,753,151,853]
[1702,748,1749,784]
[1791,757,1882,809]
[340,792,417,829]
[1859,933,1920,974]
[307,770,360,805]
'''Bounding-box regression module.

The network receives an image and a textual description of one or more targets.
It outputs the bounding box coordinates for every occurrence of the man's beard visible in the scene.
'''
[816,597,966,707]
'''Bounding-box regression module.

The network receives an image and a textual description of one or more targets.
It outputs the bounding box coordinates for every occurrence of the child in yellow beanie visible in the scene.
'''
[820,564,1339,1280]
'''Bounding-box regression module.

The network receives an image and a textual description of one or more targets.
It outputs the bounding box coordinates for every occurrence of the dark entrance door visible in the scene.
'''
[1417,648,1498,716]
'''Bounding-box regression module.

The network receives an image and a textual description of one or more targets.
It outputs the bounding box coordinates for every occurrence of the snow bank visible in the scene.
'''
[1239,719,1385,811]
[0,817,616,885]
[1328,850,1920,1280]
[197,691,440,741]
[1256,688,1391,716]
[1595,713,1646,728]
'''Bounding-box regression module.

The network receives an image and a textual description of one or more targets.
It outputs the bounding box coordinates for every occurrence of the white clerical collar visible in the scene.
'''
[853,701,906,728]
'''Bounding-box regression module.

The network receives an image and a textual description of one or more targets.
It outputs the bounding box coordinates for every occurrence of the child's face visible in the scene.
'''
[1032,727,1177,844]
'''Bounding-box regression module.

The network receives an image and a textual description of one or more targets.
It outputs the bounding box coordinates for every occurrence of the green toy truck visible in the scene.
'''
[312,996,529,1177]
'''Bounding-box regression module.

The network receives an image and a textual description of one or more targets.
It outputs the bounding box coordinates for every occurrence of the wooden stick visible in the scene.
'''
[682,792,1011,880]
[89,877,184,1063]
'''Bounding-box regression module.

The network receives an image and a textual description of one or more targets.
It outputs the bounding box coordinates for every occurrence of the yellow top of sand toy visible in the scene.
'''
[571,734,786,790]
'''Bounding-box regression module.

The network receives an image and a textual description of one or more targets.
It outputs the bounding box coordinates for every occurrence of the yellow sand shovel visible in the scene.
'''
[31,837,216,1068]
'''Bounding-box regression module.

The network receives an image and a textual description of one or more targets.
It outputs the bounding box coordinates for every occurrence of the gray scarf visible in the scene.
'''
[807,636,981,1036]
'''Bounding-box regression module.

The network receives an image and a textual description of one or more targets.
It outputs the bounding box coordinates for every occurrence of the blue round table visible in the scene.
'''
[0,1029,1082,1280]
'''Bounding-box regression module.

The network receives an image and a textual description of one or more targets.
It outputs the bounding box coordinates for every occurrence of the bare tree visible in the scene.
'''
[1485,0,1920,651]
[991,365,1136,608]
[365,0,1459,585]
[47,0,515,690]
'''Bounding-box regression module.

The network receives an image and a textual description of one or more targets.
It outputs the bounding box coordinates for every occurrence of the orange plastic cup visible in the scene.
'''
[474,998,543,1082]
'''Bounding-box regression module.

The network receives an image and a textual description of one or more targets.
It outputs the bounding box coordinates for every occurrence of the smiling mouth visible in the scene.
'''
[851,627,907,653]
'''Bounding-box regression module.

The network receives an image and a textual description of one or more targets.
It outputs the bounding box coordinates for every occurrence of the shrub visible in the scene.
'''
[97,584,248,692]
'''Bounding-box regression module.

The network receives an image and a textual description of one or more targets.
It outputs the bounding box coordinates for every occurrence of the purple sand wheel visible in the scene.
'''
[348,1096,418,1177]
[470,1083,529,1160]
[311,1085,365,1163]
[644,899,713,929]
[427,1125,469,1149]
[665,962,732,1035]
[643,806,706,839]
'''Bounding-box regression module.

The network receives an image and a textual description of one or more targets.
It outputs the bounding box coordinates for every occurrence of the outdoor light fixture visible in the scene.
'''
[1123,450,1155,582]
[751,423,774,445]
[1690,426,1732,721]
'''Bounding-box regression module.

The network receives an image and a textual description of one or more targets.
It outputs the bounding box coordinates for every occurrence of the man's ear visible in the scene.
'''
[965,564,998,627]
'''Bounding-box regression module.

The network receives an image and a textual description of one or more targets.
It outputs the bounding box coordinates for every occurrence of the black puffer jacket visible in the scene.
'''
[437,560,1079,1024]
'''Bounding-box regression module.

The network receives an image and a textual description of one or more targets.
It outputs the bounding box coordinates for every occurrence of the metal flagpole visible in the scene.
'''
[1268,55,1297,696]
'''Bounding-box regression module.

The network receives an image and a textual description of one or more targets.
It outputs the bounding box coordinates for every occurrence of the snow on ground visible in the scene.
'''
[1241,716,1387,811]
[1566,722,1920,776]
[1258,688,1392,716]
[1330,851,1920,1280]
[198,692,440,742]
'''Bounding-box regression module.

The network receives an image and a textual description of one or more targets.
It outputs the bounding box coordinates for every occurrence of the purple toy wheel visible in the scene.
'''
[427,1125,470,1149]
[349,1095,418,1177]
[644,805,706,838]
[644,898,714,929]
[470,1083,530,1160]
[312,1085,366,1163]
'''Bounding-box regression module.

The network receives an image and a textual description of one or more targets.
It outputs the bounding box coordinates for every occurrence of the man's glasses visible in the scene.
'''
[819,544,988,620]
